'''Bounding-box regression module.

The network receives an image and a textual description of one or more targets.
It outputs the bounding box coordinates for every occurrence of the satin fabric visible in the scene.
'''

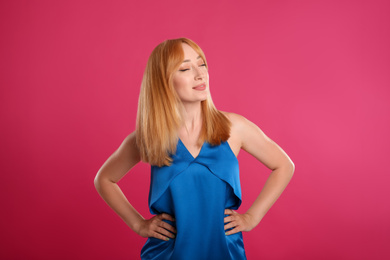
[141,139,247,260]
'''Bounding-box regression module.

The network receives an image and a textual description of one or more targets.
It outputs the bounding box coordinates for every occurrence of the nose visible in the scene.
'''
[194,66,206,80]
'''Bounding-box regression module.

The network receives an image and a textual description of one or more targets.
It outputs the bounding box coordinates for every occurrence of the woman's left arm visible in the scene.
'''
[224,113,295,235]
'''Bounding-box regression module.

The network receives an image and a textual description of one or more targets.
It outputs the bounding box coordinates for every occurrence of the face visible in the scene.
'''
[172,43,209,104]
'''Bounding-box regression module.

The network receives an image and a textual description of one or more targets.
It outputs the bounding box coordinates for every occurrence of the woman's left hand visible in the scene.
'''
[224,209,258,235]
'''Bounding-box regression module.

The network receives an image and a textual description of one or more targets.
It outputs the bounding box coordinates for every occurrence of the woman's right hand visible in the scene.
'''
[137,213,177,241]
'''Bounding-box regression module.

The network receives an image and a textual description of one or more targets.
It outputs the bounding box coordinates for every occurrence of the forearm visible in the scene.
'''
[94,178,144,233]
[246,165,294,225]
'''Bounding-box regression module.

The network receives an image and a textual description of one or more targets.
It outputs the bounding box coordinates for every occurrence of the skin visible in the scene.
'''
[94,43,294,242]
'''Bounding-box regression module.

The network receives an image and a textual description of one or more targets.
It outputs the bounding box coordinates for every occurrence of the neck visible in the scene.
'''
[179,101,203,137]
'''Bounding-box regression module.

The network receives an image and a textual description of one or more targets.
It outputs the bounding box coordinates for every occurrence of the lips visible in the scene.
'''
[193,83,206,91]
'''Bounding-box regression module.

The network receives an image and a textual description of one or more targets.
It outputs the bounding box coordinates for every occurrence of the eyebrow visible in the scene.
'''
[182,56,202,63]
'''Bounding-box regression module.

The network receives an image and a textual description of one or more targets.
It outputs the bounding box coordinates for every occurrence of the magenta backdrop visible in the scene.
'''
[1,0,389,259]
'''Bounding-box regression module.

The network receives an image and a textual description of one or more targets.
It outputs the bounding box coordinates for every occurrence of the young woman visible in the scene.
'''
[94,38,294,259]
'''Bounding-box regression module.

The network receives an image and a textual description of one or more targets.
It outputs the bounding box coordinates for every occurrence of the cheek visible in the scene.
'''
[173,76,189,92]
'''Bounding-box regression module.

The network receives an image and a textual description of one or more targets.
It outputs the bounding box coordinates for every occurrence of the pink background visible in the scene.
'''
[1,0,389,259]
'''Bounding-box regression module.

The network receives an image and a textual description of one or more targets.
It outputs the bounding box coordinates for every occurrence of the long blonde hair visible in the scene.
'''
[136,38,231,166]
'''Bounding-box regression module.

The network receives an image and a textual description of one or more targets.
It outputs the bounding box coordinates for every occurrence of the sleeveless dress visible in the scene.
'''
[141,139,247,260]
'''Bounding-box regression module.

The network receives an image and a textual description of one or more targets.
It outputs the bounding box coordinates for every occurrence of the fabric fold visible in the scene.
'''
[194,142,242,209]
[143,139,246,259]
[148,141,193,214]
[149,140,242,215]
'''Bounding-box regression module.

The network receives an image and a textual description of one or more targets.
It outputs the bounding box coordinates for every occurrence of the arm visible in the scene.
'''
[94,131,176,241]
[224,114,295,235]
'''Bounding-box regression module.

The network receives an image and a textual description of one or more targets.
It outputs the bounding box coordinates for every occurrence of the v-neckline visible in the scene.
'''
[178,138,206,160]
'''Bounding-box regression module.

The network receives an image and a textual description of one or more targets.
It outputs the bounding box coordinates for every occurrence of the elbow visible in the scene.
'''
[290,159,295,173]
[94,171,107,192]
[94,171,116,192]
[279,159,294,179]
[287,160,295,179]
[94,174,101,191]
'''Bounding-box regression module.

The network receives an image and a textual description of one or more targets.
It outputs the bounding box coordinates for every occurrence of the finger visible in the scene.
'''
[152,231,172,241]
[225,226,241,236]
[224,221,237,231]
[155,226,176,239]
[224,209,235,215]
[224,216,234,223]
[160,213,176,222]
[159,221,177,234]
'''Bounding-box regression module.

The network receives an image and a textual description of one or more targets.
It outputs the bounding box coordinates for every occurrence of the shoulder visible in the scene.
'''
[117,131,140,159]
[220,111,295,172]
[122,131,138,148]
[220,111,262,155]
[221,111,257,133]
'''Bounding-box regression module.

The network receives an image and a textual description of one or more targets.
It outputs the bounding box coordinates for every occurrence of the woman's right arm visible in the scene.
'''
[94,131,176,240]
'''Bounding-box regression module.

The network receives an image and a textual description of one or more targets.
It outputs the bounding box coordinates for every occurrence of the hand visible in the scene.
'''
[137,213,176,241]
[224,209,258,235]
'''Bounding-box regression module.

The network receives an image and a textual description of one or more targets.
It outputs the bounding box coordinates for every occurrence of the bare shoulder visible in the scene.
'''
[220,111,258,156]
[122,131,138,148]
[119,131,140,160]
[222,111,250,130]
[221,110,271,154]
[221,111,260,137]
[222,111,294,171]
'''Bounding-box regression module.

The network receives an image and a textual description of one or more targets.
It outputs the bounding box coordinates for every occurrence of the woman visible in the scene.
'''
[94,38,294,259]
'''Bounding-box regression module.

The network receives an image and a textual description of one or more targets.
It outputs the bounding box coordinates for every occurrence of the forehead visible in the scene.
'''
[181,43,200,60]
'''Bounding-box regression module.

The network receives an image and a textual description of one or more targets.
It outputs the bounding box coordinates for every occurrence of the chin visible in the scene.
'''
[198,94,208,102]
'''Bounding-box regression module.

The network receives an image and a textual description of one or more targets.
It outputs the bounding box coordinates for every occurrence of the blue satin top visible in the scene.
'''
[141,139,247,260]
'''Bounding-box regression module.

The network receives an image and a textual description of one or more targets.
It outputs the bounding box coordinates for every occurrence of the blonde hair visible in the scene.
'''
[136,38,231,166]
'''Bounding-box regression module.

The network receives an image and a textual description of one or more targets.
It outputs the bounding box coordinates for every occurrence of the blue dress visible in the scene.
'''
[141,139,247,260]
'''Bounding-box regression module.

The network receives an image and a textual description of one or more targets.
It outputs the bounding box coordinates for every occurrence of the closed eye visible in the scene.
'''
[179,64,206,72]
